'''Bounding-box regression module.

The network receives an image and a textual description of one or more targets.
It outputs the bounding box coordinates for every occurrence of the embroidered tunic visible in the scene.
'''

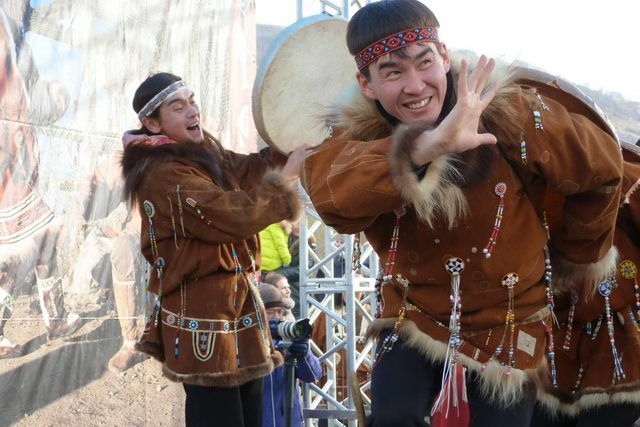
[538,155,640,414]
[301,65,623,403]
[122,138,299,386]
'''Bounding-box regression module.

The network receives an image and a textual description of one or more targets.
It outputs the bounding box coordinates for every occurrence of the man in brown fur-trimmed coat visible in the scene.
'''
[532,146,640,427]
[300,1,623,426]
[121,72,311,426]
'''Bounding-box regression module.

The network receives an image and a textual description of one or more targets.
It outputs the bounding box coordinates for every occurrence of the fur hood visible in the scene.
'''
[121,136,226,206]
[323,55,526,228]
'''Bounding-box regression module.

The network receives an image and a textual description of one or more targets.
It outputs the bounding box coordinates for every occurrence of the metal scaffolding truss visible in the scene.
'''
[279,2,378,425]
[297,186,379,426]
[295,0,372,19]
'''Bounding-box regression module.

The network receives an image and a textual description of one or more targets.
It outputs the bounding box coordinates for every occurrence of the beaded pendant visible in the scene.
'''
[571,365,584,394]
[501,272,519,372]
[231,244,242,308]
[374,209,402,319]
[562,291,579,351]
[543,245,559,326]
[533,110,544,130]
[533,94,549,131]
[431,257,466,416]
[374,274,409,363]
[176,185,185,235]
[542,318,558,388]
[174,280,187,358]
[186,197,212,225]
[599,278,625,381]
[143,200,165,327]
[482,182,507,258]
[168,185,186,249]
[520,139,528,165]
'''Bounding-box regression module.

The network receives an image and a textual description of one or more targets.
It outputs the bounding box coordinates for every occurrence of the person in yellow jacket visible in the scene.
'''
[259,221,293,273]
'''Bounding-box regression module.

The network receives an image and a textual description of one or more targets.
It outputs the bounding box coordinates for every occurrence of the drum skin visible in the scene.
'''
[253,14,353,154]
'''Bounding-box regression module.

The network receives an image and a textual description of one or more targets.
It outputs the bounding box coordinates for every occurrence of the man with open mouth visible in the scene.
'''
[121,72,311,426]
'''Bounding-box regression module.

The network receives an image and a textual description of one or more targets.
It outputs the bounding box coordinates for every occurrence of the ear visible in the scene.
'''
[141,116,162,134]
[356,71,377,101]
[440,43,451,73]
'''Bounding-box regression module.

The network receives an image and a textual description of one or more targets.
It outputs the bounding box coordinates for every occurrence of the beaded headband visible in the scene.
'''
[137,80,188,121]
[355,27,440,71]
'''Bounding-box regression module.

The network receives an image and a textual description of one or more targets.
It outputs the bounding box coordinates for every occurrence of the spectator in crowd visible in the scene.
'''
[264,272,295,321]
[260,221,294,275]
[260,284,322,427]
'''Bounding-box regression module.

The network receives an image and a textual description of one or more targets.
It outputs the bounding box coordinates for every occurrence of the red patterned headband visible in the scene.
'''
[355,27,440,71]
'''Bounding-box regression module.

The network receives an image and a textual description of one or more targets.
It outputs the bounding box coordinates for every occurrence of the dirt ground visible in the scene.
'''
[0,293,185,427]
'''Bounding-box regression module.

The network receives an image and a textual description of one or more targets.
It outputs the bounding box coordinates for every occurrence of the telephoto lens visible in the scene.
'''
[270,318,313,341]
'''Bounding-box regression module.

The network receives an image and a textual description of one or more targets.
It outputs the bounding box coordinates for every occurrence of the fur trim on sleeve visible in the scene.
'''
[552,246,619,295]
[388,122,468,228]
[262,170,302,223]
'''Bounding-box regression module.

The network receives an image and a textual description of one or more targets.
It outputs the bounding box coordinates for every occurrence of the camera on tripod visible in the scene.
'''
[269,318,313,344]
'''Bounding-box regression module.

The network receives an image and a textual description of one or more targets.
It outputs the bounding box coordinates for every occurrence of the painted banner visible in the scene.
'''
[0,0,256,424]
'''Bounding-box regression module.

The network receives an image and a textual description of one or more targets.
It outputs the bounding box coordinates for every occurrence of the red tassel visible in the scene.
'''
[431,363,470,427]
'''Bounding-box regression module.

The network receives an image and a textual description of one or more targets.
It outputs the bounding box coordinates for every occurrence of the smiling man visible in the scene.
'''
[121,72,311,426]
[300,0,624,426]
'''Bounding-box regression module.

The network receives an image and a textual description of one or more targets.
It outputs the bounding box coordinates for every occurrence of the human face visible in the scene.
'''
[266,307,285,322]
[275,279,291,299]
[143,87,204,143]
[357,42,450,125]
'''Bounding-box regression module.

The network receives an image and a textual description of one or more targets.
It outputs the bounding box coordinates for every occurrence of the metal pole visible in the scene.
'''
[297,0,304,20]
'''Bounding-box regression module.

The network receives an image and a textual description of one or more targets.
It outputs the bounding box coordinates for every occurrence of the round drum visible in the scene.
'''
[253,14,354,154]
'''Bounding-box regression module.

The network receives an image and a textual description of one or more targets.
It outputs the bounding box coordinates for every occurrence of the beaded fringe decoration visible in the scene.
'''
[520,139,528,165]
[143,200,165,327]
[599,278,625,381]
[533,94,549,131]
[482,182,507,258]
[563,292,578,351]
[231,244,242,308]
[571,365,585,394]
[374,274,409,364]
[542,318,558,388]
[501,272,519,373]
[374,209,402,319]
[431,257,466,417]
[174,279,187,358]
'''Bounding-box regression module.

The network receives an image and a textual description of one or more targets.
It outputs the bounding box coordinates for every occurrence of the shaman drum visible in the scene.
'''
[253,14,354,154]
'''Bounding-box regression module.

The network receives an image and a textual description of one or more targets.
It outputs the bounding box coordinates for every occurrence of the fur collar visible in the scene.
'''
[121,136,226,206]
[324,53,523,147]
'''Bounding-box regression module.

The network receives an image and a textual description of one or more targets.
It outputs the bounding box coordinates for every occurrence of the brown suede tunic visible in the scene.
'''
[301,67,623,402]
[122,137,299,386]
[539,155,640,414]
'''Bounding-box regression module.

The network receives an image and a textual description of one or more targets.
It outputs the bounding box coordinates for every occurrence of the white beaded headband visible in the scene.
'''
[137,80,188,121]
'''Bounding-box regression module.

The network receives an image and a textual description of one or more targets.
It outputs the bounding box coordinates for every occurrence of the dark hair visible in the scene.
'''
[347,0,455,124]
[125,72,233,193]
[347,0,440,79]
[132,72,182,135]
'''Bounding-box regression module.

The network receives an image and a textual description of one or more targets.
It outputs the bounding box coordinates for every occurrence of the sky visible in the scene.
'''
[256,0,640,102]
